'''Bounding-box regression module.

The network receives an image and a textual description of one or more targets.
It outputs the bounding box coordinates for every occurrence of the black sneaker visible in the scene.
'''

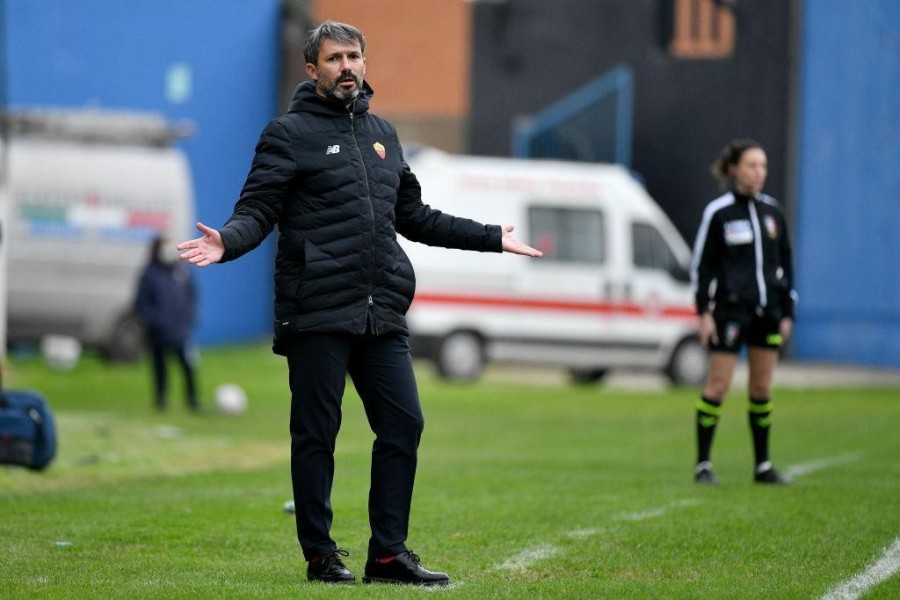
[755,466,790,485]
[363,551,450,587]
[695,463,719,485]
[307,549,355,584]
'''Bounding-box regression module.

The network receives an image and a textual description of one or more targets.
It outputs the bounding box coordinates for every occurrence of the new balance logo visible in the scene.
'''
[325,144,340,155]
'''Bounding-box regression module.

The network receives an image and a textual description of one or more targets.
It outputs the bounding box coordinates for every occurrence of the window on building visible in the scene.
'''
[528,206,605,264]
[669,0,736,59]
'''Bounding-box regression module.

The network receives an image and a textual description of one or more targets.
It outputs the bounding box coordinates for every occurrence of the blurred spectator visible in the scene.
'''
[136,234,199,412]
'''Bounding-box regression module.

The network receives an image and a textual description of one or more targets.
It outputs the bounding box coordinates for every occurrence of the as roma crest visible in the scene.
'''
[373,142,386,159]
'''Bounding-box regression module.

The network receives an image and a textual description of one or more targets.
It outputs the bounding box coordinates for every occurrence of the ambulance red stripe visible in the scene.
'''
[411,292,696,319]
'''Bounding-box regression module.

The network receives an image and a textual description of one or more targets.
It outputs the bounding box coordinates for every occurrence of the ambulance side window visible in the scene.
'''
[631,221,690,281]
[528,206,605,264]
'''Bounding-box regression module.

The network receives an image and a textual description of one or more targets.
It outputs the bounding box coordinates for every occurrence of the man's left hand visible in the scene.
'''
[501,225,543,257]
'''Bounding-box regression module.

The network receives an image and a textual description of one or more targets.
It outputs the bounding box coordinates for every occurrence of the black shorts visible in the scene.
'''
[710,307,783,353]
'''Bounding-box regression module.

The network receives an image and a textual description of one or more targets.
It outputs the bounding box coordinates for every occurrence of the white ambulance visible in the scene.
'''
[401,147,706,386]
[0,109,195,361]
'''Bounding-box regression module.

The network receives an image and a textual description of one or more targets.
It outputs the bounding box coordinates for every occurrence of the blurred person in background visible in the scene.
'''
[136,234,199,412]
[690,139,796,486]
[176,21,541,587]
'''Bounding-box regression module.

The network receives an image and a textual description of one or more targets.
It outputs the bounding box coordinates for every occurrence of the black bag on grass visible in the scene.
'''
[0,389,57,470]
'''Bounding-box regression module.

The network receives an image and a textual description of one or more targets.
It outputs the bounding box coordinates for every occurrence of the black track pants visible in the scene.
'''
[285,332,424,560]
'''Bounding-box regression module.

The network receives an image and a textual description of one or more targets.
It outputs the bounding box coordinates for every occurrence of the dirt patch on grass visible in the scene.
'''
[0,413,287,493]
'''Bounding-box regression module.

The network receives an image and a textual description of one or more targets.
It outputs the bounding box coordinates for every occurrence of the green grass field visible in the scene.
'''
[1,344,899,599]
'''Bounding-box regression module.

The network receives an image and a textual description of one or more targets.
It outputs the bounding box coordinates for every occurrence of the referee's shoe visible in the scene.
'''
[754,462,790,485]
[695,461,719,485]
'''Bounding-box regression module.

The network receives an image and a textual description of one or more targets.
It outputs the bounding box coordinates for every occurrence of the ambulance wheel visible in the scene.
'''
[105,313,145,363]
[436,331,485,381]
[666,336,708,387]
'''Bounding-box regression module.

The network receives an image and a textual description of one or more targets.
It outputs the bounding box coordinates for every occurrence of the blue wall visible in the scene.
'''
[794,0,900,366]
[6,1,900,366]
[4,0,281,345]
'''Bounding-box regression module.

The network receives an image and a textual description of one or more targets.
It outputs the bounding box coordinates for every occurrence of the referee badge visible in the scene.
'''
[764,215,778,239]
[373,142,386,159]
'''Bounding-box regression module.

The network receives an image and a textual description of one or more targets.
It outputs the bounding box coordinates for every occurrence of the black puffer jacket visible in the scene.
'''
[219,81,502,353]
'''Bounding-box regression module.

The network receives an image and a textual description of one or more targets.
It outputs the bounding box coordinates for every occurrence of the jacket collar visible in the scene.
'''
[730,188,759,204]
[287,80,373,117]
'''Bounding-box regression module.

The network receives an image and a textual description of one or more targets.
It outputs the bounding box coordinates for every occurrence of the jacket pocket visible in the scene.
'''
[390,246,417,312]
[275,229,306,299]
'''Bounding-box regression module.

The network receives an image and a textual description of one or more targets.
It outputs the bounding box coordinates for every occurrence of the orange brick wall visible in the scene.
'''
[310,0,471,119]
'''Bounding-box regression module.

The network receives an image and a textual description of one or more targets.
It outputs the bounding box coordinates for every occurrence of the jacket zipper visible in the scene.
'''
[350,110,378,334]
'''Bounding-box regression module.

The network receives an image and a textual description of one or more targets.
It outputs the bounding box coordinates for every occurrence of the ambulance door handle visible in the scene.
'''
[622,282,632,300]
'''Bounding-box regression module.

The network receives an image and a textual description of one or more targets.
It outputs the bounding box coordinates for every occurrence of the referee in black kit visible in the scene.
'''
[690,139,797,486]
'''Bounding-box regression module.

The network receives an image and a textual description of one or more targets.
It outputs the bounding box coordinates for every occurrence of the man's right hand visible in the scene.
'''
[177,222,225,267]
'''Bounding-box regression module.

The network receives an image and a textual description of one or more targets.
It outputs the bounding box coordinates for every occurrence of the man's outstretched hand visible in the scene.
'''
[177,222,225,267]
[501,225,543,258]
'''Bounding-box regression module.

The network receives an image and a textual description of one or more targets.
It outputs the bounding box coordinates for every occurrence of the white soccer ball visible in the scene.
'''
[40,334,83,371]
[214,383,248,415]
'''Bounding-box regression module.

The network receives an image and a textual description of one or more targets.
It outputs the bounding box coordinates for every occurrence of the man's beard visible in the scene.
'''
[319,71,363,103]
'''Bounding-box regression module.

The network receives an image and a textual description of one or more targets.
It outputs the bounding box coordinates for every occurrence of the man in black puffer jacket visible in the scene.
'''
[177,21,542,587]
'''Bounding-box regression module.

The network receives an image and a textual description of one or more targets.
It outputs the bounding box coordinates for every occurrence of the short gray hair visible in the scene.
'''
[303,21,366,65]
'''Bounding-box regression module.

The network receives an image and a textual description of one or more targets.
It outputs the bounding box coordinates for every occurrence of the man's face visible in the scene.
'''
[306,38,366,104]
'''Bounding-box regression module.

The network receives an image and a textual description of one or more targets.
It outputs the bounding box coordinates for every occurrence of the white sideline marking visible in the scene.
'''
[618,507,667,521]
[422,580,464,592]
[567,527,607,539]
[497,546,560,570]
[785,452,863,479]
[616,499,700,522]
[496,500,700,572]
[821,538,900,600]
